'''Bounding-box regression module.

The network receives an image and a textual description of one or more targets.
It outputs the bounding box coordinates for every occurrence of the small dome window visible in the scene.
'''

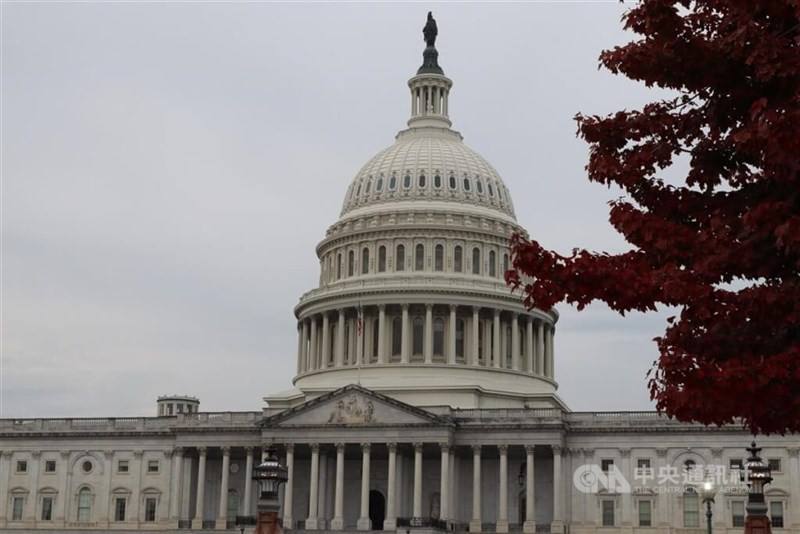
[463,176,471,192]
[448,173,457,190]
[376,176,384,192]
[497,186,504,202]
[488,183,495,197]
[403,173,412,189]
[419,173,426,188]
[365,177,371,194]
[356,184,362,196]
[434,173,442,189]
[476,178,484,194]
[389,174,397,191]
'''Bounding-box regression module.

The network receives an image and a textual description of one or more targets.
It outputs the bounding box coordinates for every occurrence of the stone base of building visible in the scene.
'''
[357,517,371,530]
[304,518,320,530]
[523,520,537,533]
[495,519,509,533]
[551,520,565,534]
[330,517,344,530]
[383,518,397,530]
[469,519,482,532]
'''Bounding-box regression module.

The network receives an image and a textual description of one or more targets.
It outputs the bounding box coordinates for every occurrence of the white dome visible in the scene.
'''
[340,127,516,219]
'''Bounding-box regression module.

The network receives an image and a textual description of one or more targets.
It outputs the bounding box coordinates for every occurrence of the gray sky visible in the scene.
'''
[3,2,675,418]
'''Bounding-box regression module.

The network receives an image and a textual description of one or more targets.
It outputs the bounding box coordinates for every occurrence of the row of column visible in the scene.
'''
[411,80,450,117]
[283,442,562,534]
[297,306,555,377]
[187,446,255,530]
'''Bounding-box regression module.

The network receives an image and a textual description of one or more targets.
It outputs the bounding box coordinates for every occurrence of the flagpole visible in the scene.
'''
[356,302,363,386]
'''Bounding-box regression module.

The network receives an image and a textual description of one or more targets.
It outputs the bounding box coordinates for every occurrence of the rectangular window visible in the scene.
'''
[768,458,782,472]
[732,501,745,527]
[117,460,129,473]
[12,497,24,521]
[637,458,651,470]
[16,460,27,473]
[730,458,743,471]
[114,498,126,522]
[602,500,615,526]
[601,459,614,472]
[41,497,53,521]
[684,492,700,528]
[44,460,56,473]
[145,497,157,522]
[147,460,159,473]
[638,500,652,527]
[770,501,784,528]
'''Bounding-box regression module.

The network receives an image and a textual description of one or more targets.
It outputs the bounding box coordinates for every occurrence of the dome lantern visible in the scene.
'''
[408,12,453,129]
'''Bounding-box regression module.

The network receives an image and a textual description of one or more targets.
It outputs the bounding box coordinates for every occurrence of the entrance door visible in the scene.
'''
[369,490,386,530]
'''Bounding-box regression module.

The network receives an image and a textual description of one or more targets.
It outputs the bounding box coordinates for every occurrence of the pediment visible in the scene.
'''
[261,385,448,428]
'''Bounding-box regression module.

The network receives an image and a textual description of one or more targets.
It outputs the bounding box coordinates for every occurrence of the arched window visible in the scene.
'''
[415,244,425,271]
[403,173,412,189]
[389,174,397,191]
[433,318,445,356]
[456,319,465,359]
[489,251,497,277]
[449,174,457,190]
[454,246,463,272]
[434,173,442,188]
[472,248,481,274]
[356,184,362,196]
[227,490,239,520]
[413,317,424,355]
[396,245,405,271]
[378,246,386,272]
[434,244,444,271]
[463,176,471,191]
[77,488,92,522]
[503,253,509,274]
[348,250,354,277]
[362,248,370,275]
[376,176,384,192]
[476,178,484,194]
[419,173,426,188]
[488,183,495,197]
[365,177,371,193]
[337,254,342,279]
[392,317,402,356]
[683,488,700,527]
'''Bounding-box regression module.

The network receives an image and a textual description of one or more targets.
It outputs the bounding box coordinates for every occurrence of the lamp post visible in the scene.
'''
[701,479,717,534]
[742,441,773,534]
[251,447,289,534]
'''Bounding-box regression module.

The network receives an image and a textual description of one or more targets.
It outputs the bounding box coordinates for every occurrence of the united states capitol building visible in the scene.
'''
[1,14,798,534]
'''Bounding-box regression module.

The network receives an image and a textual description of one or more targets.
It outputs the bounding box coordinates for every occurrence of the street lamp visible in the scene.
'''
[250,447,289,534]
[701,479,717,534]
[741,440,773,534]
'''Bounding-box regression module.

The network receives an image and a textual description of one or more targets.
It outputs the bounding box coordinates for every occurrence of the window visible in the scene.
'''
[376,177,384,192]
[147,460,159,473]
[355,184,361,196]
[77,488,91,522]
[637,458,651,470]
[768,458,782,472]
[770,501,784,528]
[82,460,92,473]
[434,244,444,271]
[415,244,425,271]
[403,173,411,189]
[463,176,471,191]
[476,179,483,194]
[413,317,424,355]
[365,177,371,193]
[472,248,481,274]
[638,500,652,527]
[114,497,126,522]
[336,254,342,279]
[448,174,457,190]
[729,458,743,470]
[419,173,426,188]
[45,460,56,473]
[489,251,496,277]
[456,319,465,358]
[488,183,494,197]
[683,459,696,472]
[732,500,745,526]
[362,247,370,275]
[683,489,699,528]
[602,500,615,526]
[41,496,54,521]
[226,490,239,522]
[392,317,402,356]
[454,246,463,272]
[16,460,27,473]
[12,496,24,521]
[378,246,386,272]
[601,459,614,472]
[434,173,442,188]
[433,318,445,356]
[348,250,354,277]
[389,174,397,190]
[118,460,129,473]
[145,497,157,522]
[177,403,183,414]
[396,245,405,271]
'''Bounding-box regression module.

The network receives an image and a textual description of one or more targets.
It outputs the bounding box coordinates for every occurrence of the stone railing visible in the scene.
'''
[453,408,564,425]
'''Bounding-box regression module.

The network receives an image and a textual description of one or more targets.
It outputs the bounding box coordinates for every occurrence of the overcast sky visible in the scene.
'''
[2,2,676,418]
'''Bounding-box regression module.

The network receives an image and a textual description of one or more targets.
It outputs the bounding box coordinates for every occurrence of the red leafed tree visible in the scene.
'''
[507,0,800,434]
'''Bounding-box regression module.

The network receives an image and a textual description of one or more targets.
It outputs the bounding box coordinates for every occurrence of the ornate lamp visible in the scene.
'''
[701,479,717,534]
[252,447,289,501]
[741,441,773,534]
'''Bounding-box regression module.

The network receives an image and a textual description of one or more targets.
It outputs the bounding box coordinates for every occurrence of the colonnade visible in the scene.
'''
[296,305,555,378]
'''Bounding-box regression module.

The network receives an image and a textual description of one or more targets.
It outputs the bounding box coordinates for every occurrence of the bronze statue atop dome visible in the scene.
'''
[417,12,444,75]
[423,12,437,47]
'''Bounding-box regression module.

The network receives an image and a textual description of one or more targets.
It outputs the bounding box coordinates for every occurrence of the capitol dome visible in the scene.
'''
[267,18,563,411]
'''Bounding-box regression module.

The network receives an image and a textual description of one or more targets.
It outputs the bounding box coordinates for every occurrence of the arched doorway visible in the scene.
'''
[369,490,386,530]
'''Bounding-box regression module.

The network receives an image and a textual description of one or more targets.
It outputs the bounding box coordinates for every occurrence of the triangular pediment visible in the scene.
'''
[261,385,449,428]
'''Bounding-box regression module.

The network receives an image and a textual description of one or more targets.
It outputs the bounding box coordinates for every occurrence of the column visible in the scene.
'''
[424,304,433,363]
[301,321,309,373]
[536,321,545,375]
[493,310,501,368]
[335,310,346,367]
[331,444,345,530]
[170,447,184,524]
[470,445,482,533]
[348,317,357,365]
[471,307,481,366]
[551,446,563,534]
[243,447,254,518]
[56,451,69,524]
[318,452,328,526]
[413,443,423,520]
[401,304,410,363]
[308,318,318,371]
[549,326,556,378]
[321,314,330,370]
[789,448,800,529]
[216,447,231,529]
[511,313,520,371]
[0,451,10,524]
[497,445,509,533]
[306,444,320,530]
[524,446,536,533]
[440,443,450,521]
[357,443,372,530]
[377,305,387,364]
[192,447,207,529]
[525,317,534,374]
[385,443,397,530]
[483,321,491,365]
[297,325,304,375]
[100,449,113,525]
[655,448,668,527]
[448,305,457,364]
[23,451,41,521]
[545,326,554,377]
[620,449,632,528]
